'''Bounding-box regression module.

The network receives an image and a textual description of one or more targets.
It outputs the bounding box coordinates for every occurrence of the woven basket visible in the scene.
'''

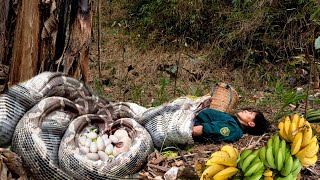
[209,82,239,114]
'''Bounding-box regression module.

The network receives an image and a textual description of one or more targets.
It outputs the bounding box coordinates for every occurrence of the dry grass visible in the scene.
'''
[86,2,320,179]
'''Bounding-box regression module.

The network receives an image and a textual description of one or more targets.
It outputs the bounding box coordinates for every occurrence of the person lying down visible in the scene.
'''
[113,95,270,147]
[192,108,269,143]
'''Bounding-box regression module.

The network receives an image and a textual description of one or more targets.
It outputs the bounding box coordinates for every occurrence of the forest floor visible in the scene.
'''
[84,3,320,176]
[86,24,320,179]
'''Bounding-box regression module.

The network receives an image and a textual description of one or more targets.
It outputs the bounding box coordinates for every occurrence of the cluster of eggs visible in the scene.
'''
[78,127,132,162]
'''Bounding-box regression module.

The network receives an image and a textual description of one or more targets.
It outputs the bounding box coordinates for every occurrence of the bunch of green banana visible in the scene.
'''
[263,169,273,180]
[279,151,302,178]
[258,135,286,171]
[201,145,239,180]
[239,149,265,180]
[259,135,302,179]
[305,109,320,122]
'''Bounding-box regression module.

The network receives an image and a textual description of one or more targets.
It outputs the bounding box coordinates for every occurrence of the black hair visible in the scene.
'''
[244,111,269,135]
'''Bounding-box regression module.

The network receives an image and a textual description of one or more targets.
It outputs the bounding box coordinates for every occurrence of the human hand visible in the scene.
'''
[192,125,203,136]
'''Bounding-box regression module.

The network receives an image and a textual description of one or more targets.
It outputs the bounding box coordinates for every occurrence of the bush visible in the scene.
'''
[126,0,320,67]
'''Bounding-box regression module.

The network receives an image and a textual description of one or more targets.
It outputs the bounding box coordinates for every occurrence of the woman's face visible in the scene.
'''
[237,110,256,126]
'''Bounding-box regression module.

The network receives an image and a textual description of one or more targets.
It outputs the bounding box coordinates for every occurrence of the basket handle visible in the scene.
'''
[210,83,234,112]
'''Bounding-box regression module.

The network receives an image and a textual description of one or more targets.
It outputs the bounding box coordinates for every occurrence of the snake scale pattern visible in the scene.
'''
[0,72,154,179]
[138,96,211,148]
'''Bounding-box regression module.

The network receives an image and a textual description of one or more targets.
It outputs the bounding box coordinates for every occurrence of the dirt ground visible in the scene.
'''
[83,2,320,178]
[0,40,318,180]
[86,32,320,179]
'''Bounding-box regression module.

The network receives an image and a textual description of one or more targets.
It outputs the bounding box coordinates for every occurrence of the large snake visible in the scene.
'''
[0,72,154,179]
[138,96,211,148]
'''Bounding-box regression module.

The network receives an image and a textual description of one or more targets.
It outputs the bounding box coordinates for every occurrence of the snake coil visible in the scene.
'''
[0,72,154,179]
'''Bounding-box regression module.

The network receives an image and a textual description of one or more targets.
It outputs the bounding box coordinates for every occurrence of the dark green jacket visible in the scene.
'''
[193,109,244,142]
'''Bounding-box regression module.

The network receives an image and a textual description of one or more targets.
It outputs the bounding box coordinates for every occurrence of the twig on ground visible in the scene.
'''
[172,153,197,160]
[242,136,254,151]
[147,163,170,172]
[245,133,266,149]
[178,152,190,166]
[306,167,320,176]
[147,168,159,178]
[168,151,212,162]
[149,155,165,165]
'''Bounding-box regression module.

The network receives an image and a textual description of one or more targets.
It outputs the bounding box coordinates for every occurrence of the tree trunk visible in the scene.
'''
[9,0,40,85]
[0,0,10,64]
[57,0,91,82]
[39,0,72,73]
[0,0,16,92]
[1,0,91,86]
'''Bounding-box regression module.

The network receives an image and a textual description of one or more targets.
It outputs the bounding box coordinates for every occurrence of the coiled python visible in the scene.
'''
[0,72,154,179]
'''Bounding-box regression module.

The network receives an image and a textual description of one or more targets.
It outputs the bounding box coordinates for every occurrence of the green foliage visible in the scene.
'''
[130,85,145,106]
[161,150,178,159]
[127,0,226,48]
[279,90,306,111]
[191,86,204,97]
[94,78,104,97]
[124,0,320,68]
[242,77,307,120]
[152,77,170,107]
[102,0,320,111]
[274,86,307,119]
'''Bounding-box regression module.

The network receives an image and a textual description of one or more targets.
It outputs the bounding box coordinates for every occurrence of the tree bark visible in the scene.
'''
[54,0,71,61]
[0,0,15,92]
[2,0,91,86]
[9,0,40,85]
[57,0,91,82]
[39,0,58,73]
[0,0,10,64]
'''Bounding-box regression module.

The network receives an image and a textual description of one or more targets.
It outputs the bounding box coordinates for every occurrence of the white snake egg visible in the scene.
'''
[79,146,89,155]
[96,136,105,151]
[90,142,98,153]
[86,132,98,139]
[112,148,119,157]
[85,138,92,148]
[86,153,100,161]
[101,134,109,140]
[109,135,119,144]
[122,137,132,148]
[78,135,87,146]
[103,138,111,146]
[105,144,114,155]
[114,129,128,140]
[98,151,109,161]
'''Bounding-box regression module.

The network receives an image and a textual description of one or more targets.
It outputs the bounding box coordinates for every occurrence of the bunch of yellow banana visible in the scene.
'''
[278,114,305,143]
[278,114,319,167]
[295,136,319,167]
[239,149,265,180]
[201,145,239,180]
[258,135,301,179]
